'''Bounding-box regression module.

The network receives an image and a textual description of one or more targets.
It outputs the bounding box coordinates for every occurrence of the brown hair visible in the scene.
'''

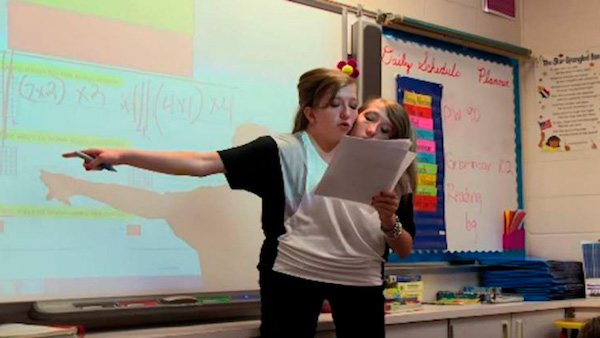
[579,317,600,338]
[292,68,356,133]
[359,97,417,193]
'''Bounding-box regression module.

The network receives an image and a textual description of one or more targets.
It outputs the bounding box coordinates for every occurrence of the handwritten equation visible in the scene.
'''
[1,50,237,141]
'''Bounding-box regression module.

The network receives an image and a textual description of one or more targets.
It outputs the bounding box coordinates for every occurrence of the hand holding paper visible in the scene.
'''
[314,136,416,204]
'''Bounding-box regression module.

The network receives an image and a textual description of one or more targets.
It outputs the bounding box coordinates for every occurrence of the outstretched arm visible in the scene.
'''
[63,149,225,177]
[40,170,171,218]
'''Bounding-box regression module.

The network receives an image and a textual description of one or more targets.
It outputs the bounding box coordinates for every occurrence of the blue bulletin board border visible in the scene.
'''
[382,27,524,262]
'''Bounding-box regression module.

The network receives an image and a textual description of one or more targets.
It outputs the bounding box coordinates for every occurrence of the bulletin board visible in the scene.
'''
[379,27,522,255]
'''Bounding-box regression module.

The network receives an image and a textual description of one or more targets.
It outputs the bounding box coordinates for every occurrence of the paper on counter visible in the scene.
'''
[314,136,416,205]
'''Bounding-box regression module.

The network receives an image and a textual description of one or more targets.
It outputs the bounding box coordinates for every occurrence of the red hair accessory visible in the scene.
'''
[337,58,359,78]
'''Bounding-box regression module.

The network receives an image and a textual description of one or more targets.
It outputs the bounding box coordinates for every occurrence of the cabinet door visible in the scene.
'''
[450,314,511,338]
[387,320,448,338]
[315,320,448,338]
[512,309,565,338]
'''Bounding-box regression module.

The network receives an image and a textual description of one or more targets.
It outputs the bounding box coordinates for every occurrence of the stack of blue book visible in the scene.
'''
[479,259,584,301]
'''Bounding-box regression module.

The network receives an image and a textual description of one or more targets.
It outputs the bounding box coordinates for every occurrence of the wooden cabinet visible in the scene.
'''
[511,309,564,338]
[448,309,564,338]
[450,314,511,338]
[387,320,448,338]
[315,320,448,338]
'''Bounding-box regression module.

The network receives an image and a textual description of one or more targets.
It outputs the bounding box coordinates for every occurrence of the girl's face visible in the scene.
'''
[350,100,394,140]
[305,84,358,147]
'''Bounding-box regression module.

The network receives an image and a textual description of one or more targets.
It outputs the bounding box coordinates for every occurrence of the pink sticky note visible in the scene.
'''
[417,139,436,153]
[409,115,433,130]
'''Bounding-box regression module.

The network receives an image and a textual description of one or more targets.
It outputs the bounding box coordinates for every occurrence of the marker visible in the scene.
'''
[231,293,260,302]
[75,301,117,310]
[197,296,232,304]
[73,151,117,172]
[118,299,158,308]
[159,295,198,305]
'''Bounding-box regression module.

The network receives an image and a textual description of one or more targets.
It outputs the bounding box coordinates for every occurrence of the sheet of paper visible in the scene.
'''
[0,323,77,337]
[315,136,416,204]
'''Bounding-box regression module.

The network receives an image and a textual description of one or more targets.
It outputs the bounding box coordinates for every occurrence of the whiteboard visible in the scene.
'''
[0,0,344,303]
[381,29,520,252]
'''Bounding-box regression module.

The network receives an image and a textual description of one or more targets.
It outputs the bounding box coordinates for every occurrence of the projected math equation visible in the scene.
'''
[1,50,237,141]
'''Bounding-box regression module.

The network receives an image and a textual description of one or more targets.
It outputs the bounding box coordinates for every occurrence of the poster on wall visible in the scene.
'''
[483,0,516,20]
[534,51,600,154]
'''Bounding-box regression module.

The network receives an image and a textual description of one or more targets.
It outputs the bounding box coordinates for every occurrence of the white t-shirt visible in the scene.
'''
[272,132,387,286]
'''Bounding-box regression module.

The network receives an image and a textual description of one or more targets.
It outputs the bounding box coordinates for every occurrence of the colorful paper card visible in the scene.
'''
[415,128,434,140]
[404,104,432,119]
[416,185,437,196]
[417,173,436,187]
[409,115,433,130]
[414,195,437,212]
[416,139,435,153]
[416,151,436,164]
[416,162,437,175]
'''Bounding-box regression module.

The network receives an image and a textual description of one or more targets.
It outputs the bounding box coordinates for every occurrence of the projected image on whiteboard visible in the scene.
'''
[0,0,267,302]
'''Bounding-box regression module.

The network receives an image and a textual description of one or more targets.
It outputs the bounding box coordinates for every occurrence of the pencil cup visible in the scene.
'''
[502,228,525,251]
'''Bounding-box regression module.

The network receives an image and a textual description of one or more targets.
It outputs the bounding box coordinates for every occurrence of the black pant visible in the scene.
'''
[259,270,385,338]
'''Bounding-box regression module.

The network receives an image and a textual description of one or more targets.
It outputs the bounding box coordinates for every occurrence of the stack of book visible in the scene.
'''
[383,275,423,314]
[480,259,584,301]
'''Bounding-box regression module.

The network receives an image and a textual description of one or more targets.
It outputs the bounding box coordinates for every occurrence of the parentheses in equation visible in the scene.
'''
[228,93,234,125]
[2,50,15,142]
[152,83,164,136]
[54,77,67,105]
[18,75,37,103]
[143,80,151,135]
[190,86,204,124]
[130,84,138,123]
[135,82,146,133]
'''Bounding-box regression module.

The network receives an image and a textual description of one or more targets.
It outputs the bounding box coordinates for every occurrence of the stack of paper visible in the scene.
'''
[315,136,415,204]
[0,323,78,338]
[480,258,584,301]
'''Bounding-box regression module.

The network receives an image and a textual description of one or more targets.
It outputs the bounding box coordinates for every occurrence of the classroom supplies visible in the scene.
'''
[503,209,526,251]
[71,151,117,172]
[0,323,79,337]
[480,259,584,301]
[383,275,423,314]
[581,242,600,298]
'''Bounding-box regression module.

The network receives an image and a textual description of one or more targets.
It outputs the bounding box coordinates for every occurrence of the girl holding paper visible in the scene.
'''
[64,66,415,338]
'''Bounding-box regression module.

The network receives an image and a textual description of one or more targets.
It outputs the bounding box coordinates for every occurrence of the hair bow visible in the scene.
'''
[337,58,359,78]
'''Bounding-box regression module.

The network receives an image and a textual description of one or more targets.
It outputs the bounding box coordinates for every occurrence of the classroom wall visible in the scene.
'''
[337,0,521,45]
[521,0,600,261]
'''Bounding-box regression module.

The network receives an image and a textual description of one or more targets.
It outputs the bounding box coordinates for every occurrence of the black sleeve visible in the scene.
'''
[217,136,281,198]
[397,194,416,239]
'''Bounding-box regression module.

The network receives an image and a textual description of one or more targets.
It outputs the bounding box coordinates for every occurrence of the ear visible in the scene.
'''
[303,106,316,124]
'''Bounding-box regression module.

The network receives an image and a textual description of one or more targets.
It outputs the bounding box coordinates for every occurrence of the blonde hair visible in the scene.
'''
[292,68,356,133]
[359,97,417,194]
